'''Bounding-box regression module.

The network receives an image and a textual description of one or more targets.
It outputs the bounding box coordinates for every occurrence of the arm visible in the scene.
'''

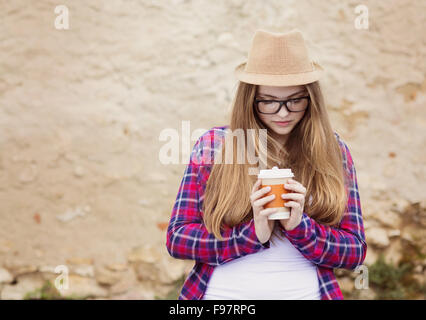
[280,142,367,270]
[166,134,268,266]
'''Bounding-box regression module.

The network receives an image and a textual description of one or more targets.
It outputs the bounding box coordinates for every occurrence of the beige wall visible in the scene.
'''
[0,0,425,299]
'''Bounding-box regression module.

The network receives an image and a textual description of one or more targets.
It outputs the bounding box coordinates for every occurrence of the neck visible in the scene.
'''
[272,132,288,145]
[274,135,288,167]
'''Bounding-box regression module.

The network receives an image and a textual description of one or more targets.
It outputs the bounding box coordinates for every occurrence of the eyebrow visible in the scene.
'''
[257,90,307,99]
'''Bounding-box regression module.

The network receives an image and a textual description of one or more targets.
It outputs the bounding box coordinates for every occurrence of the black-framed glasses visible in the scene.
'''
[254,96,310,114]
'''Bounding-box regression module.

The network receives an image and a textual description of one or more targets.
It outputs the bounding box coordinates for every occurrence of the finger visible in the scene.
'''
[253,194,275,208]
[284,182,306,194]
[289,179,306,192]
[287,178,303,185]
[251,185,272,202]
[259,207,279,217]
[284,201,301,209]
[251,179,262,193]
[281,193,305,202]
[286,206,301,226]
[285,201,299,220]
[251,185,271,202]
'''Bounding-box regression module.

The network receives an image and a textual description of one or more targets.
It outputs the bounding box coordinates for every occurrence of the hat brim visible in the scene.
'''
[234,61,323,86]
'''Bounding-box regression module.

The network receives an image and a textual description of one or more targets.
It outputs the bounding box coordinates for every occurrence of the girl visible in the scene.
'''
[166,29,367,300]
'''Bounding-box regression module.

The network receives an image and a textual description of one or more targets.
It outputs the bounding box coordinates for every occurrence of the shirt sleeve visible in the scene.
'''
[279,140,367,270]
[166,133,268,266]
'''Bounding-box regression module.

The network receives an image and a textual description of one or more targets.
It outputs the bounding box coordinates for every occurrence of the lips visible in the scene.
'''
[274,121,292,127]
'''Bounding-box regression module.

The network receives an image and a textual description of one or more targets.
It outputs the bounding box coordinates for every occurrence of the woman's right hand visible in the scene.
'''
[250,179,278,244]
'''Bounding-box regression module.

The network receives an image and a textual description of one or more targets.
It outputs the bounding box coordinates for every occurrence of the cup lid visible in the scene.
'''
[257,166,294,179]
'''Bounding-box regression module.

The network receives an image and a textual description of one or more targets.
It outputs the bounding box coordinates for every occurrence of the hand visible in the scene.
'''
[280,178,306,231]
[250,179,278,244]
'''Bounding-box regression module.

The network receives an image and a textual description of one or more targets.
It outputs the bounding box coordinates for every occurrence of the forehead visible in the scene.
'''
[256,85,306,97]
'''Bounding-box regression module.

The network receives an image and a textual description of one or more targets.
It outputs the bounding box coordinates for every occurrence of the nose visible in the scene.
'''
[277,104,290,118]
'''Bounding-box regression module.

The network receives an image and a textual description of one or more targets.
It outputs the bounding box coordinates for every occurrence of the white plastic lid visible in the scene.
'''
[257,166,294,179]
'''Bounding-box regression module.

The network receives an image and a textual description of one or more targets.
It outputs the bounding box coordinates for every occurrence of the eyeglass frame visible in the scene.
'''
[253,95,311,114]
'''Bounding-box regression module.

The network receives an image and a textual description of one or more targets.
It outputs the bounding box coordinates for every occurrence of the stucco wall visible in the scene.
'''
[0,0,424,299]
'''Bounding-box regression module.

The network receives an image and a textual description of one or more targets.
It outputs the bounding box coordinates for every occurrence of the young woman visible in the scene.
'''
[166,29,367,300]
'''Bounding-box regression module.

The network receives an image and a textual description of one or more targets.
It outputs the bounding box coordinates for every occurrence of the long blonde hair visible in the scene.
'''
[202,81,349,240]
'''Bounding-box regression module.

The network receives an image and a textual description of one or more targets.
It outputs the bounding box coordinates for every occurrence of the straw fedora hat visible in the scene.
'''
[235,29,323,86]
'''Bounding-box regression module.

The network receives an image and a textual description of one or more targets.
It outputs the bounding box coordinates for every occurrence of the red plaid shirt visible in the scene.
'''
[166,125,367,300]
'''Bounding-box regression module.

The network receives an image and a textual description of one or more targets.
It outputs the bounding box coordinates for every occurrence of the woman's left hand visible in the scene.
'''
[280,178,307,231]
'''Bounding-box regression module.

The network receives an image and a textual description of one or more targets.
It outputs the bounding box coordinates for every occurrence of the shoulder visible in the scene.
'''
[190,125,229,166]
[193,125,228,149]
[198,125,229,142]
[333,131,354,170]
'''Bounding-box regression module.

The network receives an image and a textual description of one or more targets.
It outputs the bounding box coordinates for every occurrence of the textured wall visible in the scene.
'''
[0,0,425,299]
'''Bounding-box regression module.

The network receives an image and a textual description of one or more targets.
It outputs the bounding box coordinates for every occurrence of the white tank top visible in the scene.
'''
[202,226,321,300]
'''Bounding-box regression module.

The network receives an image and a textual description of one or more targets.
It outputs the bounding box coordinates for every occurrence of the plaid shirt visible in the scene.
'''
[166,125,367,300]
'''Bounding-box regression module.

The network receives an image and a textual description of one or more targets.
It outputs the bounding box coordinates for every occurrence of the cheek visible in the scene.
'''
[258,114,270,125]
[293,111,306,124]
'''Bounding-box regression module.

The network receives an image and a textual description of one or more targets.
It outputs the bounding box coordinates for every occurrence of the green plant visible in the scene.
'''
[155,275,186,300]
[369,254,408,299]
[24,280,63,300]
[24,280,89,300]
[369,241,425,300]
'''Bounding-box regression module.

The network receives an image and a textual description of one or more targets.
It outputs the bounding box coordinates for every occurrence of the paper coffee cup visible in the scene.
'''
[258,166,294,220]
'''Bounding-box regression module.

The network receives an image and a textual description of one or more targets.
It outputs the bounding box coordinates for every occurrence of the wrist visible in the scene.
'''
[256,233,269,244]
[288,215,303,231]
[280,212,309,239]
